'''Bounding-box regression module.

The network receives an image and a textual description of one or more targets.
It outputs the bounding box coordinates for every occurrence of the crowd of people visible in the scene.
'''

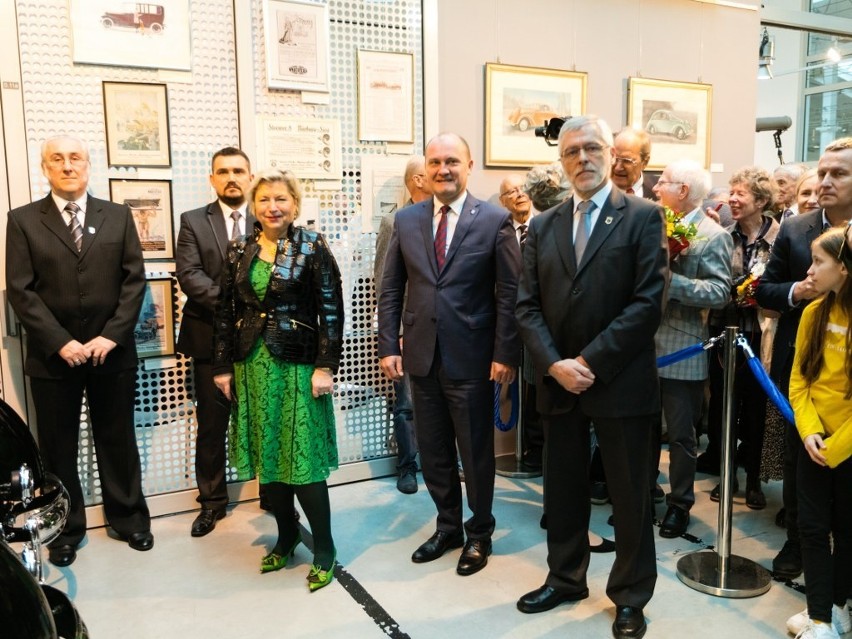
[5,123,851,636]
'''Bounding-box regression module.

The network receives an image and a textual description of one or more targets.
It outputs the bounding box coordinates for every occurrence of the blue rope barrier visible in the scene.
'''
[737,335,796,424]
[493,378,519,432]
[656,335,723,369]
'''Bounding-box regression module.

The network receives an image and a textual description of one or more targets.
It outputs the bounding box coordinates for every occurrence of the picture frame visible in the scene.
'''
[109,179,175,260]
[357,50,414,143]
[257,117,342,180]
[263,0,330,93]
[69,0,192,71]
[485,62,587,168]
[135,278,175,359]
[103,82,171,168]
[627,77,713,170]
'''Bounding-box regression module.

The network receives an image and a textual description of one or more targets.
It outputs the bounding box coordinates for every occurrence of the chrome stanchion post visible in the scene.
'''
[676,327,772,598]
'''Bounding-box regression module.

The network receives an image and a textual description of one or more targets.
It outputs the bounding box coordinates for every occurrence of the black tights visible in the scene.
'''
[263,480,335,569]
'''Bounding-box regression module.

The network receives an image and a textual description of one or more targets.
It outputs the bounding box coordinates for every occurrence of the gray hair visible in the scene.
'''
[557,115,614,148]
[774,163,806,181]
[667,159,711,207]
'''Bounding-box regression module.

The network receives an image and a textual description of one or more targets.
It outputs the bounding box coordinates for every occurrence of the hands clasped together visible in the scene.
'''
[548,356,595,394]
[59,337,117,368]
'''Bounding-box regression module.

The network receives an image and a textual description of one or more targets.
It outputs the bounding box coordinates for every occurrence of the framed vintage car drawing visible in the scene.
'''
[485,63,587,168]
[627,77,712,170]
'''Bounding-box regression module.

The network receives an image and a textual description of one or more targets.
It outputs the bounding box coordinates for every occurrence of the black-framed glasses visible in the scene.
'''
[560,143,606,161]
[614,157,639,167]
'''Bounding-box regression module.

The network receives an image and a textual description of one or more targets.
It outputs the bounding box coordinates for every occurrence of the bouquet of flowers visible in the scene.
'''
[664,206,700,260]
[735,261,766,307]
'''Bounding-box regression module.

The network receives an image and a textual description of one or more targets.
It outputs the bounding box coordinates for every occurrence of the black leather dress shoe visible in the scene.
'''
[456,539,491,576]
[127,530,154,551]
[659,505,690,538]
[191,508,226,537]
[517,585,589,613]
[613,606,647,639]
[411,530,464,563]
[48,544,77,567]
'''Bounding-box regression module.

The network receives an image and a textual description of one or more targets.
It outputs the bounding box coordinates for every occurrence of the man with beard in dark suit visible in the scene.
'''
[515,116,667,639]
[6,135,151,566]
[176,146,254,537]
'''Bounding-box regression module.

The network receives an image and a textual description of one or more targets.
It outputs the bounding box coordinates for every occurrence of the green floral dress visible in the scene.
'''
[229,258,338,485]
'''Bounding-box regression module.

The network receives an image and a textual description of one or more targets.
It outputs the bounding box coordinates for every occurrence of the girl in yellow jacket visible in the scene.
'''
[787,226,852,639]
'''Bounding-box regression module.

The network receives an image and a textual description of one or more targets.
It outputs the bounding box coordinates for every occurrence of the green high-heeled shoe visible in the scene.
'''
[260,533,302,574]
[306,553,337,592]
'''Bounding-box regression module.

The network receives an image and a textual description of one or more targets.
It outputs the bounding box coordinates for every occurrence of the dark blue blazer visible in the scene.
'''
[377,193,521,379]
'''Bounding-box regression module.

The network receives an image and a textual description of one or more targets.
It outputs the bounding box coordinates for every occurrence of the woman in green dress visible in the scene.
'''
[212,169,344,591]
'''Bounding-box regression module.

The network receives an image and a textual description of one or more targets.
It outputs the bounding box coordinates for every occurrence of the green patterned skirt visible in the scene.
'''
[228,259,338,485]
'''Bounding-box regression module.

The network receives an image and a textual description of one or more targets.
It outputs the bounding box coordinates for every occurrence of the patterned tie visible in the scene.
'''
[574,200,594,264]
[230,210,242,240]
[434,205,450,271]
[65,202,83,251]
[782,208,794,220]
[518,223,528,249]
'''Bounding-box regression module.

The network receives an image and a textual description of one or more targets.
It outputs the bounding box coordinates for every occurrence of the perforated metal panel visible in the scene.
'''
[14,0,423,506]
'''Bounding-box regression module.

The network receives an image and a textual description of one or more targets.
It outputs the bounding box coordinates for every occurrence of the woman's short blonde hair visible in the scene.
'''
[248,169,302,219]
[729,166,777,213]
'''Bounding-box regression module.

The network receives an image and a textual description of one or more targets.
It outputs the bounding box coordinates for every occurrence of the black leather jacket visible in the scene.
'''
[212,224,344,374]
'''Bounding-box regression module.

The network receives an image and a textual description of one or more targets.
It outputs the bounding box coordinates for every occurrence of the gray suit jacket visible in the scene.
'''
[654,211,733,380]
[516,187,668,417]
[175,201,255,359]
[6,194,146,378]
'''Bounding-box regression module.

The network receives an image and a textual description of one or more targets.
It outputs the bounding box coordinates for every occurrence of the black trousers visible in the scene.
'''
[797,451,852,624]
[409,357,495,541]
[192,359,230,511]
[31,368,150,547]
[543,405,657,608]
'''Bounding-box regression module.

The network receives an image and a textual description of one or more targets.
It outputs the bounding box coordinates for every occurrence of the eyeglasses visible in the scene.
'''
[500,187,525,198]
[614,157,639,167]
[656,179,683,187]
[45,155,88,169]
[560,143,607,161]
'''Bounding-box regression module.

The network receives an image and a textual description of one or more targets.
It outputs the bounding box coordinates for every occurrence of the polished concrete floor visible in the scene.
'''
[45,451,804,638]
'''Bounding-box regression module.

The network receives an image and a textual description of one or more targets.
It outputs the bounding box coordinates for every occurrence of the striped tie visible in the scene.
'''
[66,202,83,251]
[434,205,449,271]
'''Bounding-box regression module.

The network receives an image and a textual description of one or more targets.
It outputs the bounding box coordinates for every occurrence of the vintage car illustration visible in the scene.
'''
[101,3,165,33]
[645,109,694,140]
[507,104,561,132]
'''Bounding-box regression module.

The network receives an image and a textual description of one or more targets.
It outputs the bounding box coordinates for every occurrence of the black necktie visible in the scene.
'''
[518,223,528,248]
[66,202,83,251]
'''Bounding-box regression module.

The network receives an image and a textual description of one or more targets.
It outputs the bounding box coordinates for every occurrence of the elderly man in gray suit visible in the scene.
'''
[651,160,733,538]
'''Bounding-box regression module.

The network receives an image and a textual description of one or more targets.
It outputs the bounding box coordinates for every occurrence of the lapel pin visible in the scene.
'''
[604,216,613,225]
[88,227,96,234]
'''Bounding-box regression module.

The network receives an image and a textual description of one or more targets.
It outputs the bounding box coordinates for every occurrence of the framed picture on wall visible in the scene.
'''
[485,62,587,168]
[109,179,175,260]
[135,278,176,359]
[627,77,713,170]
[69,0,192,71]
[103,82,171,168]
[357,50,414,143]
[263,0,330,92]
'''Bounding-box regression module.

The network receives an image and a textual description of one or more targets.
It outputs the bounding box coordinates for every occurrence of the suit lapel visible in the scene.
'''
[576,189,623,275]
[39,195,80,256]
[207,201,229,259]
[79,196,105,258]
[441,194,479,273]
[418,200,439,276]
[553,199,577,276]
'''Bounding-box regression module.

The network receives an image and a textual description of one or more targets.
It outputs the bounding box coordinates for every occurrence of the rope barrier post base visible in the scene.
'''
[496,370,541,479]
[676,326,771,598]
[676,551,771,598]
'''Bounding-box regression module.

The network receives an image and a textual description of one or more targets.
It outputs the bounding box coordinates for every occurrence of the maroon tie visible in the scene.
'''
[434,205,449,270]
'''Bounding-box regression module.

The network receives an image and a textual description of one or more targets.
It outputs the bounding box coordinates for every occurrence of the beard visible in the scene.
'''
[220,193,245,208]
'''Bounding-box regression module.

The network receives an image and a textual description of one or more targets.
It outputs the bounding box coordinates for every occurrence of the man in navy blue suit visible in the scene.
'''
[377,132,521,576]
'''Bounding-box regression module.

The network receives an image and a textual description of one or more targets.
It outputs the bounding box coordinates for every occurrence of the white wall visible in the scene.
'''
[433,0,761,199]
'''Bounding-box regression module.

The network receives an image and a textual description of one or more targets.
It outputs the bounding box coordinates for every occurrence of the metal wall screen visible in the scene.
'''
[14,0,424,506]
